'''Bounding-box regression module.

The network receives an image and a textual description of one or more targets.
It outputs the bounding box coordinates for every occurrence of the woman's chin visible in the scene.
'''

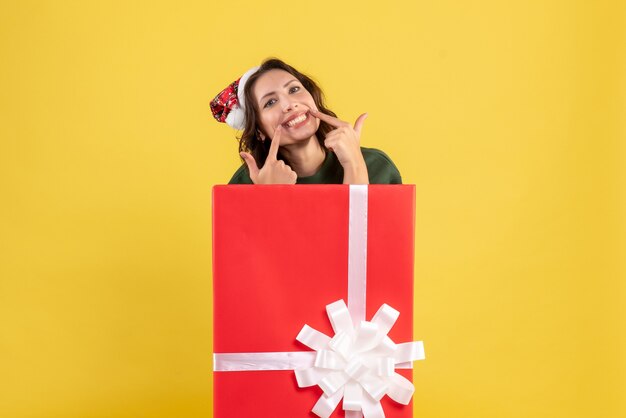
[283,128,318,144]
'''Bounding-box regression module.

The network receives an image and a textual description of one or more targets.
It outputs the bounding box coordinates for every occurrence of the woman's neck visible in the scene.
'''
[280,136,326,177]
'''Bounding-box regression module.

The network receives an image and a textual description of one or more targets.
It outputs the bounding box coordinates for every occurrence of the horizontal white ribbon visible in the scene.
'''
[213,352,416,372]
[213,351,316,371]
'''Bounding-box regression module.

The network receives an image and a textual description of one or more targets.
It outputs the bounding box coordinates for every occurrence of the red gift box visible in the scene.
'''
[212,185,423,418]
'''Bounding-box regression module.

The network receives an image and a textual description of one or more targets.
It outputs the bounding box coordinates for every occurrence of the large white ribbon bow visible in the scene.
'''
[295,299,425,418]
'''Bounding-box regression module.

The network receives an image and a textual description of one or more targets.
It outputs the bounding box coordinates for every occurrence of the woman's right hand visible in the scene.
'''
[240,125,297,184]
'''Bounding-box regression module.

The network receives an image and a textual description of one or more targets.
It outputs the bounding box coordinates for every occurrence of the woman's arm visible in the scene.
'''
[340,157,369,184]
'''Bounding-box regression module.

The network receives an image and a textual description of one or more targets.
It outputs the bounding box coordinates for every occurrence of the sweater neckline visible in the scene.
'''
[296,151,337,184]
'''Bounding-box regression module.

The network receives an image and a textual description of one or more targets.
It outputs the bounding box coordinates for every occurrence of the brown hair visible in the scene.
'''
[238,58,337,168]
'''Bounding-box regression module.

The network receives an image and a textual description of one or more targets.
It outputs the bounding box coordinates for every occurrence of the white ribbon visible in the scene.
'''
[213,351,316,371]
[213,185,426,417]
[295,300,425,418]
[348,185,368,324]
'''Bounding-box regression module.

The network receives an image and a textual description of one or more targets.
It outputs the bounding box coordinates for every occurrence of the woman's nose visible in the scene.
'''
[282,100,298,112]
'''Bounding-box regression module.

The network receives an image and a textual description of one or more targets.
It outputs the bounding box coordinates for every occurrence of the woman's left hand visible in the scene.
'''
[309,108,369,184]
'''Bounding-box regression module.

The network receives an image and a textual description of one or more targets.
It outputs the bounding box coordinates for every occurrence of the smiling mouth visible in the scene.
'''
[283,112,309,128]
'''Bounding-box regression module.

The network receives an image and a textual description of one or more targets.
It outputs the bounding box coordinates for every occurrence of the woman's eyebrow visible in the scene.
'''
[258,79,298,103]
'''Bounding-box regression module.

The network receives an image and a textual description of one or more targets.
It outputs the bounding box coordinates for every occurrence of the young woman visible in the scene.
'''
[210,58,402,185]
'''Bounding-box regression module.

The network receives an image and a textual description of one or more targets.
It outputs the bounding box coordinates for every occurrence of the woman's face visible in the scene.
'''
[252,69,320,145]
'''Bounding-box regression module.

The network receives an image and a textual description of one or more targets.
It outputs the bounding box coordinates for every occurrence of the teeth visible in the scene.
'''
[286,114,307,127]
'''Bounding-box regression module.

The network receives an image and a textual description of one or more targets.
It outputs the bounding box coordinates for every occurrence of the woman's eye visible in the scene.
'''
[289,86,300,94]
[264,98,276,108]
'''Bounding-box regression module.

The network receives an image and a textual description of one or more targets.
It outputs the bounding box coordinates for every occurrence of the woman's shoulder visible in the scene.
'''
[360,147,403,184]
[361,147,396,164]
[228,165,253,184]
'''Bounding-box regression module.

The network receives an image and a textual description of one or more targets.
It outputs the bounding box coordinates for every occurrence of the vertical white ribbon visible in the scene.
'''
[347,185,368,418]
[347,185,368,326]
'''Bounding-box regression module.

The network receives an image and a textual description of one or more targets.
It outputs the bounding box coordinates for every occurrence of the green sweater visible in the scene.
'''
[228,147,402,184]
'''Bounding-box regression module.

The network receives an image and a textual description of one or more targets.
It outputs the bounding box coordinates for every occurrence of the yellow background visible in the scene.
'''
[1,1,624,417]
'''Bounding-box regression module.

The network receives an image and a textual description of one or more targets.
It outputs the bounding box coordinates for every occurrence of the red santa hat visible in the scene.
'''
[210,66,260,130]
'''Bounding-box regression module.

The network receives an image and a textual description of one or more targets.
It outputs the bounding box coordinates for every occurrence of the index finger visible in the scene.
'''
[268,125,282,160]
[309,108,348,128]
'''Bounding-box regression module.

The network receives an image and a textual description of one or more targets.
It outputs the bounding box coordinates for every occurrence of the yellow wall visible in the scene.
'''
[1,1,624,417]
